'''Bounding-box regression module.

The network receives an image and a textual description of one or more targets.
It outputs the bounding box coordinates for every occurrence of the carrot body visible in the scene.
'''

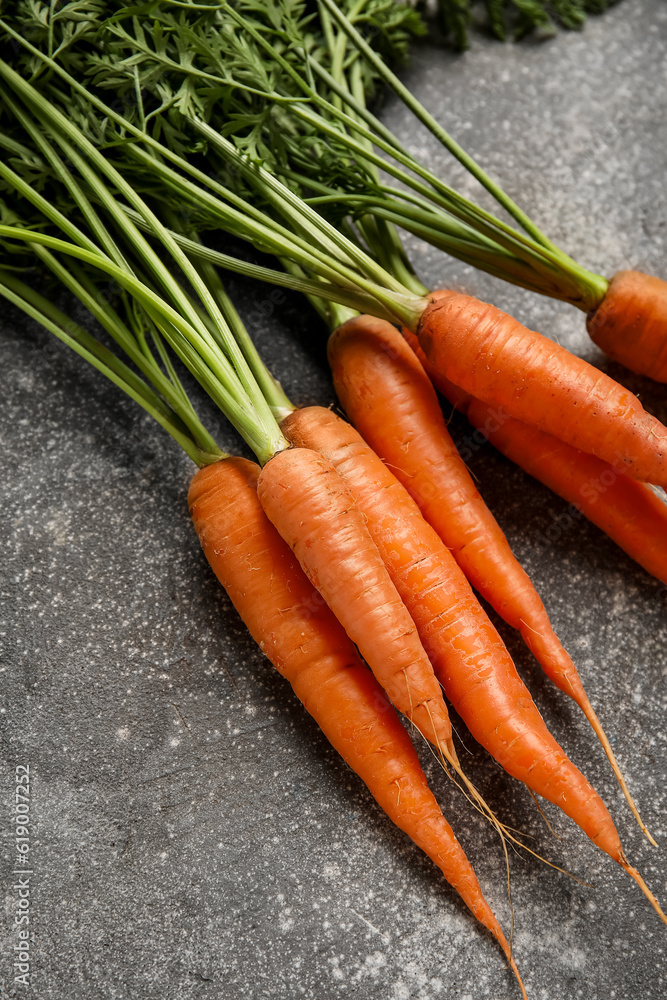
[188,457,522,982]
[255,446,456,761]
[587,270,667,383]
[403,327,667,586]
[330,315,587,699]
[465,398,667,587]
[417,290,667,487]
[282,406,624,862]
[328,316,656,841]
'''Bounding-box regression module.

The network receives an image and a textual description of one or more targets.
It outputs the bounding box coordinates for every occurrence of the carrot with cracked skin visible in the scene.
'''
[403,326,667,586]
[255,445,458,766]
[416,290,667,487]
[281,406,667,924]
[188,457,525,994]
[327,315,655,842]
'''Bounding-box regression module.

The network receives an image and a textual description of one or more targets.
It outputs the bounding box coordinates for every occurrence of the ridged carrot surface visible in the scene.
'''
[281,409,667,922]
[282,406,625,858]
[255,446,456,762]
[403,326,667,586]
[587,270,667,383]
[329,315,597,699]
[328,315,653,841]
[417,290,667,487]
[188,457,524,989]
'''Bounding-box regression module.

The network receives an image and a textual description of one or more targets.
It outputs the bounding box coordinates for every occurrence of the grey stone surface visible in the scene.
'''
[1,1,666,997]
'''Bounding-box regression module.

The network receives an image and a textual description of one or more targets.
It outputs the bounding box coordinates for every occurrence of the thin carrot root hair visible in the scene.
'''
[518,619,655,845]
[405,672,512,843]
[528,788,562,841]
[422,728,525,997]
[577,698,656,847]
[619,858,667,927]
[419,698,587,890]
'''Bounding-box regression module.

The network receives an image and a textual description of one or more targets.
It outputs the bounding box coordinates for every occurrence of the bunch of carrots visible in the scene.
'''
[1,1,666,995]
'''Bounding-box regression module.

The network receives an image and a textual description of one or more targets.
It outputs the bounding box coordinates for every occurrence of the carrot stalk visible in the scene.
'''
[417,291,667,487]
[189,456,526,994]
[327,314,656,844]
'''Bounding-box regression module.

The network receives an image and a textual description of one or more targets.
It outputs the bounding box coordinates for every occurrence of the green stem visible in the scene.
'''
[317,0,557,251]
[35,247,220,454]
[123,145,426,327]
[2,63,284,454]
[192,120,411,297]
[0,269,223,467]
[122,204,398,313]
[0,224,288,462]
[190,256,295,417]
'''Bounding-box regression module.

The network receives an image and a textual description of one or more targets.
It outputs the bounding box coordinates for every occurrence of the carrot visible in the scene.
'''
[254,445,458,766]
[463,406,667,585]
[283,412,612,834]
[327,314,655,841]
[403,325,667,587]
[458,398,667,588]
[417,290,667,487]
[281,405,667,923]
[587,271,667,384]
[188,456,525,992]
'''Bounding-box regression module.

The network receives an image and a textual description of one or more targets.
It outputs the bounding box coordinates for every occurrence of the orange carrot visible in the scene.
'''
[460,399,667,589]
[281,405,667,923]
[254,446,457,764]
[417,290,667,487]
[328,314,655,841]
[587,271,667,384]
[403,326,667,586]
[283,412,612,834]
[188,457,525,991]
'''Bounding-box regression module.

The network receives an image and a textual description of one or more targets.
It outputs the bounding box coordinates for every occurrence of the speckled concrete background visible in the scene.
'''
[1,1,666,997]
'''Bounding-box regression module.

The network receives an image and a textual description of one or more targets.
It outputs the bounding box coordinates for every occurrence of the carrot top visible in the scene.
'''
[8,0,611,314]
[0,0,611,320]
[0,70,294,466]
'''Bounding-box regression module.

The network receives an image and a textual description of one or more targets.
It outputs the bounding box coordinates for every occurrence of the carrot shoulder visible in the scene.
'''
[188,457,523,987]
[417,290,667,487]
[403,327,667,586]
[255,446,457,764]
[587,270,667,384]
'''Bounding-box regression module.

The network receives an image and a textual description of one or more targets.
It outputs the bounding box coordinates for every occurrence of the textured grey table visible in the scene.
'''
[1,1,666,997]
